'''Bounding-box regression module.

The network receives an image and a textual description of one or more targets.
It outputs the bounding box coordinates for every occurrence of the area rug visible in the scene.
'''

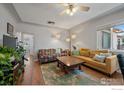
[41,62,101,85]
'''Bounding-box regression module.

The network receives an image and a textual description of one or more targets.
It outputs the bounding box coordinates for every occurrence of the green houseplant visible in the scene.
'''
[0,43,26,85]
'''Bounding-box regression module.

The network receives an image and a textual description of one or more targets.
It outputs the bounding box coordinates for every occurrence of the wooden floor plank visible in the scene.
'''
[18,56,124,85]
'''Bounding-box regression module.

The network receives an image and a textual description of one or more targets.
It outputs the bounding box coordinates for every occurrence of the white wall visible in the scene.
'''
[112,32,118,50]
[70,7,124,50]
[1,3,124,53]
[0,4,17,45]
[16,22,69,52]
[0,3,69,53]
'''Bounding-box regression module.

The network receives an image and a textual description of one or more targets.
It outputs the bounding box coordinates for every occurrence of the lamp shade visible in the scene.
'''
[71,34,76,39]
[56,33,61,39]
[66,38,70,42]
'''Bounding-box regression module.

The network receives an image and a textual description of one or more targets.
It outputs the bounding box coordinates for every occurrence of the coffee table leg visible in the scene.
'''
[79,65,81,70]
[63,66,69,74]
[57,61,60,67]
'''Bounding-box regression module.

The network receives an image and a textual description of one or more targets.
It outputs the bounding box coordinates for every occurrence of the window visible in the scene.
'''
[97,24,124,50]
[97,30,111,50]
[102,31,111,49]
[112,25,124,50]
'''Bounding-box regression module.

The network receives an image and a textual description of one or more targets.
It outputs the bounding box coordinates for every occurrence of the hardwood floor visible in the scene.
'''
[82,66,124,85]
[18,56,124,85]
[18,56,44,85]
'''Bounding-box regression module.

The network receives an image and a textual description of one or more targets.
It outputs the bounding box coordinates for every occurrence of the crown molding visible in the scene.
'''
[20,21,68,31]
[69,4,124,30]
[12,4,68,31]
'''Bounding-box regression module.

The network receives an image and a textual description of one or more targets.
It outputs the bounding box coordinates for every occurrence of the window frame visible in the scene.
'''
[97,28,124,52]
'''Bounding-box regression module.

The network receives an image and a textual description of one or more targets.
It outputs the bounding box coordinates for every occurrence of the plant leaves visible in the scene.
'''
[0,71,4,76]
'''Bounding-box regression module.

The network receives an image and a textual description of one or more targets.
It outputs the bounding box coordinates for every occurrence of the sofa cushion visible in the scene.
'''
[50,49,56,55]
[96,50,109,53]
[93,54,106,63]
[72,50,80,56]
[80,48,90,57]
[45,49,51,55]
[100,53,112,57]
[61,50,68,56]
[80,51,90,57]
[73,56,106,69]
[80,48,90,51]
[39,49,46,55]
[90,50,99,58]
[90,50,109,58]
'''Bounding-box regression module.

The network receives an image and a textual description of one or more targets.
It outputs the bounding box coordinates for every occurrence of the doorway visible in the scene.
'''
[22,33,34,56]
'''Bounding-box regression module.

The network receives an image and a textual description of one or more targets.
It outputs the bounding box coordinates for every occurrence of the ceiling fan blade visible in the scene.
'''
[59,10,66,16]
[62,3,69,6]
[79,6,90,11]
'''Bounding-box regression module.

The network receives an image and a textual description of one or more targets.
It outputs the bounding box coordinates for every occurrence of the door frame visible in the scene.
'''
[21,32,35,54]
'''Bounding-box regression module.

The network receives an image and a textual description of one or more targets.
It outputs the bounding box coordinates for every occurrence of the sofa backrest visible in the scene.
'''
[39,49,56,56]
[90,50,109,58]
[80,48,90,51]
[38,48,70,56]
[79,48,90,57]
[79,48,109,58]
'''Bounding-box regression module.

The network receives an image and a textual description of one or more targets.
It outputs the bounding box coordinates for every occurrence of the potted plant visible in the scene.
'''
[0,43,26,85]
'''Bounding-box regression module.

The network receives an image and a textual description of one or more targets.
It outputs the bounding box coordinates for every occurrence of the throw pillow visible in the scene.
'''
[56,48,61,54]
[89,50,109,58]
[72,50,80,56]
[80,50,90,57]
[90,50,99,58]
[45,49,51,55]
[93,54,106,63]
[50,49,56,55]
[100,53,112,57]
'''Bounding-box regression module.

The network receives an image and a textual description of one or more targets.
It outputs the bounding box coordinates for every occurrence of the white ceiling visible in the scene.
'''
[13,3,122,29]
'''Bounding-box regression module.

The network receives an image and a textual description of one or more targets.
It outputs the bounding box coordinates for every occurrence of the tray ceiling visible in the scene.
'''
[13,3,122,29]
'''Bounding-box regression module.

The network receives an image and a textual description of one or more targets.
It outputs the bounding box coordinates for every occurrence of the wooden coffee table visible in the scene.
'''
[57,56,85,73]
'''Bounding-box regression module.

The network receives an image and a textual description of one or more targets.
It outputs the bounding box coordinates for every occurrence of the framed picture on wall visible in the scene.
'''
[7,22,14,35]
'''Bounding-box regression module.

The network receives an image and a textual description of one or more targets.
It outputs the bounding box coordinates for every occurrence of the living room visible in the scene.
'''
[0,1,124,92]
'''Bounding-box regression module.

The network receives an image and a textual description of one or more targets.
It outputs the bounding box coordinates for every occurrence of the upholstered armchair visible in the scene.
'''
[117,54,124,79]
[38,48,69,64]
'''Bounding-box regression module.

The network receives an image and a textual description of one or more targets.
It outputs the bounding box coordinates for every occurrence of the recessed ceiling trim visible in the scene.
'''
[13,3,123,30]
[12,4,68,30]
[21,21,68,31]
[70,3,124,30]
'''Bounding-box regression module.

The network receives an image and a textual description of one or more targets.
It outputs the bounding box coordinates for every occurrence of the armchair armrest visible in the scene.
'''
[105,55,119,74]
[37,51,44,60]
[37,52,41,61]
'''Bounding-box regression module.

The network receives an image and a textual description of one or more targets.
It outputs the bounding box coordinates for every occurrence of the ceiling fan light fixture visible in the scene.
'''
[70,12,74,16]
[71,34,76,39]
[66,5,78,16]
[60,3,90,16]
[72,7,77,13]
[66,9,70,14]
[66,38,70,42]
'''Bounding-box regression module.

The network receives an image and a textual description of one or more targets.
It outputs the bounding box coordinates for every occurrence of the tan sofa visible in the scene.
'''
[73,48,119,76]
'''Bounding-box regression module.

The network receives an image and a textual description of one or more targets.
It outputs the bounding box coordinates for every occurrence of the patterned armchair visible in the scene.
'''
[38,48,69,64]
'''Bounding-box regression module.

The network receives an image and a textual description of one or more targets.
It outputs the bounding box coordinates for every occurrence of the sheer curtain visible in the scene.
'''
[97,30,111,50]
[102,31,111,49]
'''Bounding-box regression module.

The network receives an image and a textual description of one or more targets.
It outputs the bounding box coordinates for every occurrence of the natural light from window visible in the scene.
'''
[97,24,124,51]
[112,24,124,50]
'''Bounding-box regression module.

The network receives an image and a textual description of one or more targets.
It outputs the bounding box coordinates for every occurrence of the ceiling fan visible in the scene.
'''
[60,3,90,16]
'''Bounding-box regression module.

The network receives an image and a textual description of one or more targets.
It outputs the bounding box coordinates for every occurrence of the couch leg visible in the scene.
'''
[107,74,111,77]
